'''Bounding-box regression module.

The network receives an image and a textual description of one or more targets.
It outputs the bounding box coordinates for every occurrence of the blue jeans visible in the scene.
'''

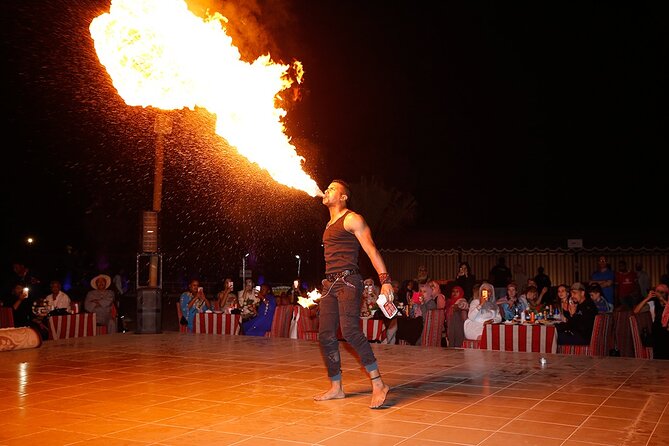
[318,274,378,380]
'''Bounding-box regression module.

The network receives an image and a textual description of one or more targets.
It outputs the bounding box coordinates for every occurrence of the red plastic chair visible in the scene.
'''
[629,313,653,359]
[557,313,613,356]
[264,304,293,338]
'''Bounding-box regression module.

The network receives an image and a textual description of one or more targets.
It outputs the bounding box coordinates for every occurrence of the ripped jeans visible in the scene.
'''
[318,274,378,380]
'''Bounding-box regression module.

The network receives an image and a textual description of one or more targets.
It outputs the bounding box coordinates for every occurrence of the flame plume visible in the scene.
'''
[90,0,322,197]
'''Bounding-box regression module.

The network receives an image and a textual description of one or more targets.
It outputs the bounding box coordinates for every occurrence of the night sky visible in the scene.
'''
[3,0,668,285]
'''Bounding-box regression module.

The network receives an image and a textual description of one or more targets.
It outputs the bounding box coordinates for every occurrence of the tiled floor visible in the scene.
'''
[1,332,668,446]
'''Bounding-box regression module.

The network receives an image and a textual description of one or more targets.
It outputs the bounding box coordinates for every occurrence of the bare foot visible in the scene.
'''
[370,383,389,409]
[313,389,345,401]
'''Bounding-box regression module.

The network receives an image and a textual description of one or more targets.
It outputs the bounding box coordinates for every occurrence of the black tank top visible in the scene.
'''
[323,210,359,275]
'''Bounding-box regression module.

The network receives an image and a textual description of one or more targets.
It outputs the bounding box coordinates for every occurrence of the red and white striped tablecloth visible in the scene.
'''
[337,318,386,342]
[481,323,557,354]
[48,313,97,340]
[195,312,241,335]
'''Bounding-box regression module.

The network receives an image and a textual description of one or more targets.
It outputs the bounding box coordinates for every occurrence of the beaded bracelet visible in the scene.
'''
[378,273,392,285]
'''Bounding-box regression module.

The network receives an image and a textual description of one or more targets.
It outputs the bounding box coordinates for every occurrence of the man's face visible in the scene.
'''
[189,281,199,293]
[50,282,61,294]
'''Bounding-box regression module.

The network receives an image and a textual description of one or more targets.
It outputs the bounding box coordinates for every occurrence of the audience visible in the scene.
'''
[498,282,525,321]
[217,278,237,313]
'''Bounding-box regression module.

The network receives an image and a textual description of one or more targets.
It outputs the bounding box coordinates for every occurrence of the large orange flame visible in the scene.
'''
[90,0,322,197]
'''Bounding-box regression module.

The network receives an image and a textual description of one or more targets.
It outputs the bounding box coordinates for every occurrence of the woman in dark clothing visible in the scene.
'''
[455,262,476,300]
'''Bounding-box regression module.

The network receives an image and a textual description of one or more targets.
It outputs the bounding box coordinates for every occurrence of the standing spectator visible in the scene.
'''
[112,268,129,296]
[512,263,529,294]
[179,279,209,332]
[555,282,598,345]
[635,262,651,299]
[590,256,615,309]
[44,280,71,312]
[488,257,512,300]
[241,284,276,336]
[415,265,430,285]
[534,266,552,300]
[633,284,669,359]
[660,262,669,287]
[615,260,638,309]
[454,261,476,300]
[9,261,42,295]
[84,274,117,333]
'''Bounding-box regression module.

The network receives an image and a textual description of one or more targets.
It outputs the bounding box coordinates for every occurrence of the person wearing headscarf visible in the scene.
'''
[464,283,501,340]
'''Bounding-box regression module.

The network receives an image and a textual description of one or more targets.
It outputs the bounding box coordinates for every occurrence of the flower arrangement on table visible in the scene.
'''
[361,301,379,318]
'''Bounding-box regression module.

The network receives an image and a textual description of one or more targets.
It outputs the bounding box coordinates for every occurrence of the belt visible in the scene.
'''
[325,269,359,282]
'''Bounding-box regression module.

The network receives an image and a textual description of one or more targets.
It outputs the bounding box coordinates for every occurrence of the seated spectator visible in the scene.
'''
[464,283,501,341]
[286,279,306,305]
[445,285,469,320]
[179,279,209,333]
[237,278,259,322]
[44,280,71,313]
[396,281,437,345]
[3,284,34,328]
[521,285,542,313]
[588,283,612,313]
[633,284,669,359]
[498,282,526,321]
[217,278,238,313]
[360,277,379,317]
[427,280,446,309]
[554,284,570,322]
[84,274,117,333]
[242,284,276,336]
[555,282,598,345]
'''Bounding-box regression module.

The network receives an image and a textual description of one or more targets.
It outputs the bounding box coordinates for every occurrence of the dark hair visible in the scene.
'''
[331,179,351,203]
[588,283,603,294]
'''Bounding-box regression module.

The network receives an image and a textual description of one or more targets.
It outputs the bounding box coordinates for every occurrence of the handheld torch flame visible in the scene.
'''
[297,288,322,309]
[90,0,322,197]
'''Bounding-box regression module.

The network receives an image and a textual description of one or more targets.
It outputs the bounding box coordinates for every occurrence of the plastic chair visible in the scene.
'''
[629,313,653,359]
[294,305,319,341]
[0,307,14,328]
[264,304,293,338]
[557,313,613,356]
[419,309,446,347]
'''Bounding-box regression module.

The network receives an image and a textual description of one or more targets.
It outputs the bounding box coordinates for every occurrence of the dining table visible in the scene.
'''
[480,321,558,354]
[337,317,387,342]
[194,312,242,335]
[48,313,97,340]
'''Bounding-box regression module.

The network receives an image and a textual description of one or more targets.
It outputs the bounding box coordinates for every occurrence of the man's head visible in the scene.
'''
[324,179,351,207]
[570,282,586,303]
[50,280,62,294]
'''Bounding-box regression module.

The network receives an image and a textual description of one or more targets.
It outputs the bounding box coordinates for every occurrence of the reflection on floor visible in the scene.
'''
[1,332,668,446]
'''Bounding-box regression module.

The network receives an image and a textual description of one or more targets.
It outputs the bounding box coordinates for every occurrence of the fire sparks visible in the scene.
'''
[90,0,322,197]
[297,288,322,309]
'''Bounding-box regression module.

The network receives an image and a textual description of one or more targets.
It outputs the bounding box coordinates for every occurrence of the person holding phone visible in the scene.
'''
[179,279,209,332]
[237,278,259,322]
[314,179,392,409]
[464,283,501,341]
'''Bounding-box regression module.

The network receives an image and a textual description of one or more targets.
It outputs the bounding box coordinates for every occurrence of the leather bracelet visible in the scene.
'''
[378,273,392,285]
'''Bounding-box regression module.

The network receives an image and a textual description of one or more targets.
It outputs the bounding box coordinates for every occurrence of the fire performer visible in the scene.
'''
[314,179,392,409]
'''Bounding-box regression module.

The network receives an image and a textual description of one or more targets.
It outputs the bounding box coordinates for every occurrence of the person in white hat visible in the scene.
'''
[84,274,116,333]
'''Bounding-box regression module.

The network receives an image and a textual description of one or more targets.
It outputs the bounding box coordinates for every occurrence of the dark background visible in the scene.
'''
[3,0,668,290]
